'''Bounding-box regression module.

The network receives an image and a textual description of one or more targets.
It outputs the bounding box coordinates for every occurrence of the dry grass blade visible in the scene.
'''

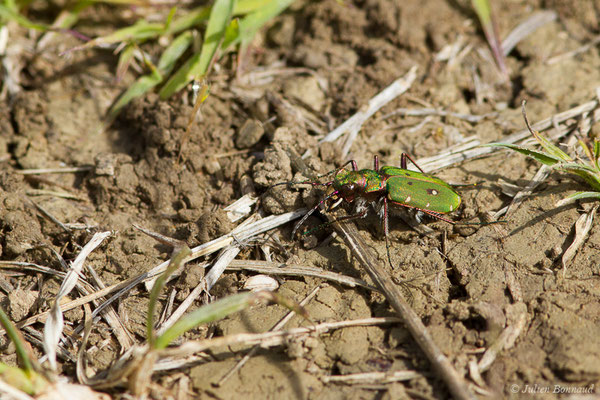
[160,317,400,359]
[225,260,377,291]
[501,10,557,56]
[76,304,93,385]
[144,209,307,290]
[328,213,476,400]
[155,246,240,335]
[422,97,600,172]
[320,66,417,157]
[561,206,597,276]
[477,304,527,372]
[500,164,551,218]
[43,231,112,371]
[321,370,420,384]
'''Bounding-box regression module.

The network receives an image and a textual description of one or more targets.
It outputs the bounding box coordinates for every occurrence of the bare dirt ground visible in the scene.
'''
[1,0,600,399]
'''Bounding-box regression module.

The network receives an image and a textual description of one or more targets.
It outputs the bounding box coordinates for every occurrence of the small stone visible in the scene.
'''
[283,76,325,112]
[8,289,38,321]
[94,153,118,176]
[243,275,279,292]
[236,119,265,149]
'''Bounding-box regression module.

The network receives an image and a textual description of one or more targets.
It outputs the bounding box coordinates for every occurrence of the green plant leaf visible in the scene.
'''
[532,130,572,162]
[234,0,278,14]
[154,291,256,349]
[106,31,193,121]
[237,0,294,47]
[166,5,211,35]
[558,163,600,192]
[160,0,235,99]
[483,143,563,166]
[221,17,240,51]
[148,247,191,347]
[106,69,162,123]
[77,19,164,50]
[471,0,507,78]
[0,308,34,375]
[555,191,600,207]
[0,4,48,30]
[156,30,195,74]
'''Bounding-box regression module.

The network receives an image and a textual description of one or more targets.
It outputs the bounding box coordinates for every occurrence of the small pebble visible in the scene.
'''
[243,275,279,292]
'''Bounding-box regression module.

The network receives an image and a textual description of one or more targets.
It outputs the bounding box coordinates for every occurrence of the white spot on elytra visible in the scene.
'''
[450,205,454,211]
[431,189,438,195]
[426,203,430,208]
[405,196,411,203]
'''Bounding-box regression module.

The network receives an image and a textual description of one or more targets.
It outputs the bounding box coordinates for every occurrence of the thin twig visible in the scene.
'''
[159,317,401,359]
[16,166,92,175]
[328,215,475,400]
[322,370,421,384]
[224,260,377,291]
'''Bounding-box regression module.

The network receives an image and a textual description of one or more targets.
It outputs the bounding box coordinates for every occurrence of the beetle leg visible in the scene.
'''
[292,190,340,238]
[373,155,379,171]
[389,200,456,224]
[401,153,426,173]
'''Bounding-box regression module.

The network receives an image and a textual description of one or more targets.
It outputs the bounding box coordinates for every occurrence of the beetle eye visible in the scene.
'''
[342,183,355,193]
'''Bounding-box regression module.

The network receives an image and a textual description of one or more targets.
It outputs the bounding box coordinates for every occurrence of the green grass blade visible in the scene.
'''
[0,363,46,395]
[234,0,277,14]
[556,191,600,207]
[237,0,294,46]
[115,43,136,83]
[532,131,572,162]
[0,5,48,30]
[51,1,93,29]
[159,0,235,99]
[156,30,195,74]
[0,308,34,375]
[78,20,164,50]
[106,69,162,122]
[558,164,600,192]
[154,291,255,349]
[558,162,599,174]
[483,143,563,166]
[221,18,240,52]
[155,291,308,349]
[106,31,193,121]
[167,6,211,34]
[471,0,507,78]
[148,247,191,348]
[0,309,48,393]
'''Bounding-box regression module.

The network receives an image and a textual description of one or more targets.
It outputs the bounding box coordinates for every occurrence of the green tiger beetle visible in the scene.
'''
[272,153,487,268]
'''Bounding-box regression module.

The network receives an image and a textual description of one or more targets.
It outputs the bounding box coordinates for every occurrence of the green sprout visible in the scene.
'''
[486,102,600,206]
[0,307,49,395]
[3,0,294,123]
[471,0,508,80]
